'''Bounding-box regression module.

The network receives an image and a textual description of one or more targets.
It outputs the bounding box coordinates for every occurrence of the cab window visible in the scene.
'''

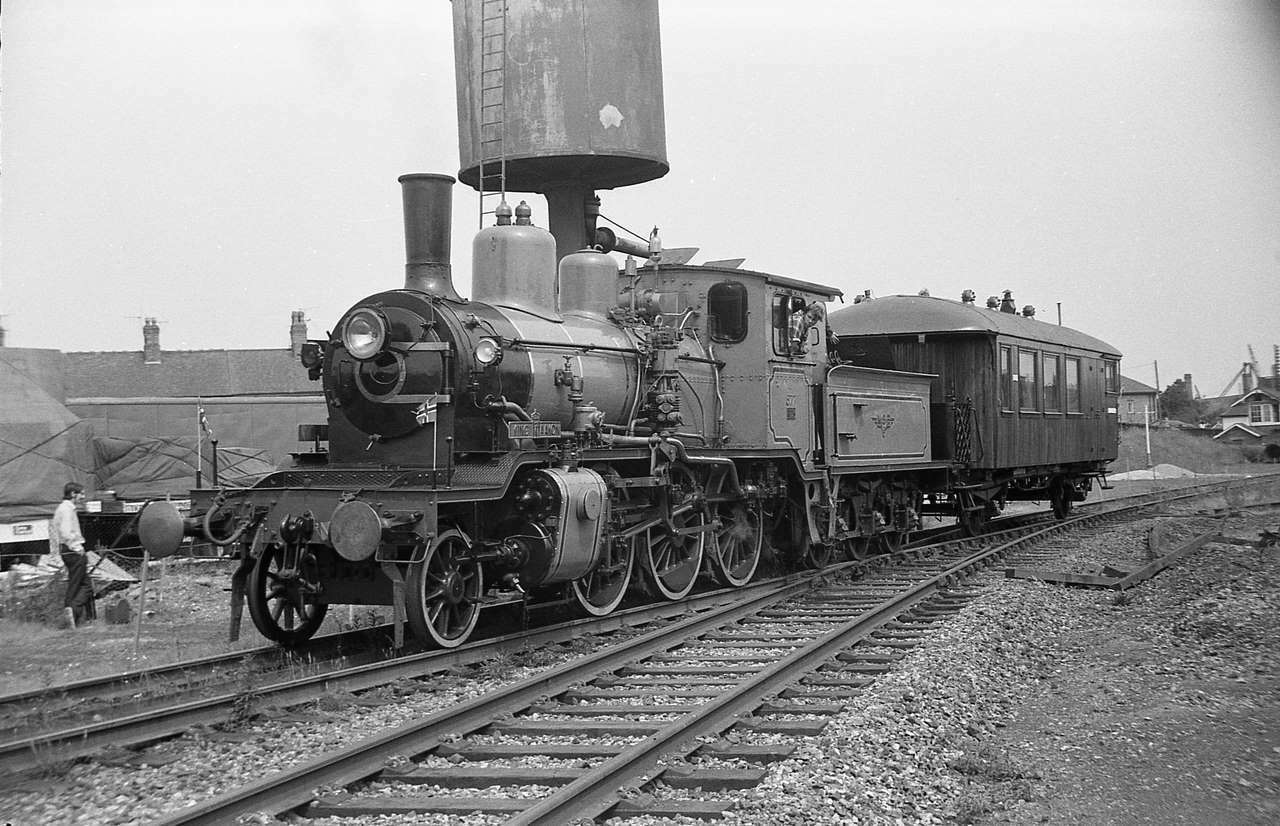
[708,281,749,343]
[773,294,816,356]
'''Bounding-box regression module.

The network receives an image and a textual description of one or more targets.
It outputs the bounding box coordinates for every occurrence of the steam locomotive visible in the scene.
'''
[139,173,1121,650]
[136,1,1121,649]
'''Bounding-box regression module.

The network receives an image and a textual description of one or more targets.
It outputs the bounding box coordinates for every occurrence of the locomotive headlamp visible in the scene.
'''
[342,309,388,360]
[474,337,503,367]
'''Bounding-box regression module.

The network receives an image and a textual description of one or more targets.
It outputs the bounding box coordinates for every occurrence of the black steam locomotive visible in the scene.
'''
[140,173,1120,649]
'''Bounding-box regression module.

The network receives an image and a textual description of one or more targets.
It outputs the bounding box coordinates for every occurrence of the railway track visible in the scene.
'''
[142,479,1251,824]
[0,577,812,777]
[0,476,1258,787]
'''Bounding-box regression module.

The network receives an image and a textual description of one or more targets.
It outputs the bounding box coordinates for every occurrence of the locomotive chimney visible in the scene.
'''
[399,173,460,300]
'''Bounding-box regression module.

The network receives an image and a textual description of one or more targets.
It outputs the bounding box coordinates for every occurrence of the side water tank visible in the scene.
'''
[558,249,620,316]
[452,0,668,192]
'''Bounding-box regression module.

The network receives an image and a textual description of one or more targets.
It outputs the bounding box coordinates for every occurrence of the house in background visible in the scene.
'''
[1214,382,1280,453]
[61,312,325,469]
[1118,376,1159,425]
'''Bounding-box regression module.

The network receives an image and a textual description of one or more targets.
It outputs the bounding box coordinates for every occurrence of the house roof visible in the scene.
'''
[1119,376,1157,394]
[1226,386,1280,410]
[828,295,1122,356]
[63,348,318,399]
[1213,422,1275,440]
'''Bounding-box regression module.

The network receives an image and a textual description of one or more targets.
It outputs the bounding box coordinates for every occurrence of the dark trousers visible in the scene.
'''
[60,545,96,623]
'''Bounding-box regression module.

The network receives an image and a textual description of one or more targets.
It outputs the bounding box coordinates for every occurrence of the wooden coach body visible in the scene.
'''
[828,295,1120,485]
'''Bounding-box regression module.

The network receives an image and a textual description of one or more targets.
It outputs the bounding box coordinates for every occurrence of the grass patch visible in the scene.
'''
[1116,428,1246,474]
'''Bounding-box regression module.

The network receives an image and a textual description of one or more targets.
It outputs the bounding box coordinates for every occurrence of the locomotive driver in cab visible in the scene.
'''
[789,299,826,354]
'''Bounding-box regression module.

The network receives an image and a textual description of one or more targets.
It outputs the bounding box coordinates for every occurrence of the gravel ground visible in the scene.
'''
[1,499,1276,825]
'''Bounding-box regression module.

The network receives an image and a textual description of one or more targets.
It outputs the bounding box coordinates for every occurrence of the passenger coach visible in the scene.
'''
[829,293,1121,532]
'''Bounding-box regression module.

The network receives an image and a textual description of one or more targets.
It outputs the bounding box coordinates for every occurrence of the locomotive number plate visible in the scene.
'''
[507,421,561,439]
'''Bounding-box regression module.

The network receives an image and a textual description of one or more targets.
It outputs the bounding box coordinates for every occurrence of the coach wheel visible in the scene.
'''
[956,493,987,537]
[1050,479,1074,520]
[708,499,764,587]
[246,544,328,647]
[407,529,483,648]
[640,464,707,600]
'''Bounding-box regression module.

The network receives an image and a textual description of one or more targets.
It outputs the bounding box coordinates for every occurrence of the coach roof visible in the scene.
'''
[828,294,1121,357]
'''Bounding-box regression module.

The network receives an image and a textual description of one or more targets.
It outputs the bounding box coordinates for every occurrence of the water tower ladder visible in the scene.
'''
[478,0,508,226]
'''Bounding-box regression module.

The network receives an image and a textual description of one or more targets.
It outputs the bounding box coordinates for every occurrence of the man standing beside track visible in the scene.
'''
[51,481,95,626]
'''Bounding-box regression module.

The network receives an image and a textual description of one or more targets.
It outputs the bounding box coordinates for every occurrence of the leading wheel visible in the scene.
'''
[407,529,483,648]
[246,544,328,647]
[708,499,764,587]
[639,464,707,600]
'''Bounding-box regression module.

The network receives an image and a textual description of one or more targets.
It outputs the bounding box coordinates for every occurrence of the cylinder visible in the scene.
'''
[451,0,668,193]
[399,173,459,300]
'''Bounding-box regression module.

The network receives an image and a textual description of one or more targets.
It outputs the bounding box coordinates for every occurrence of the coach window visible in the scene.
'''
[1105,360,1120,394]
[1043,354,1062,413]
[1065,356,1082,413]
[1018,349,1039,412]
[999,345,1014,410]
[708,281,748,343]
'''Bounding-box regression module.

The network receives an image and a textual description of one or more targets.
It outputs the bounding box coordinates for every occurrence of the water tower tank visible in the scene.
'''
[451,0,668,193]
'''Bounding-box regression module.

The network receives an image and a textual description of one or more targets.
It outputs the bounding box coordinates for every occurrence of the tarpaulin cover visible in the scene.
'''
[94,435,275,499]
[2,354,278,519]
[0,357,96,521]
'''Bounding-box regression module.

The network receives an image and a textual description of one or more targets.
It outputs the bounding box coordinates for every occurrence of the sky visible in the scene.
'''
[2,0,1279,399]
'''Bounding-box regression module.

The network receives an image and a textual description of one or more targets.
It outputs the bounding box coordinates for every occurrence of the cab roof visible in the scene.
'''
[640,263,842,301]
[828,294,1121,357]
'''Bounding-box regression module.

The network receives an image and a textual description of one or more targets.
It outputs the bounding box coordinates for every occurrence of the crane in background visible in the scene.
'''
[1216,345,1266,398]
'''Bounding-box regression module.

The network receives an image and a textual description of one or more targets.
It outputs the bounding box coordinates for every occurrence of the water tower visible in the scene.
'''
[451,0,668,262]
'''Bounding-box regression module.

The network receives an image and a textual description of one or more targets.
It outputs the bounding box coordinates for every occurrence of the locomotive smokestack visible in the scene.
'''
[399,173,460,300]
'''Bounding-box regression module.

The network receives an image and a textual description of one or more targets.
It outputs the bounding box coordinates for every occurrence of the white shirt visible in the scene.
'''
[51,499,85,553]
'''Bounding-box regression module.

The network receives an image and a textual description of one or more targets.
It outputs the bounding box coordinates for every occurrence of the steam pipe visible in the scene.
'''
[594,227,653,260]
[399,173,460,300]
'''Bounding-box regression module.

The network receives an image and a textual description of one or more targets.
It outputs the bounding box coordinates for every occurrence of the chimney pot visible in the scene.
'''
[143,317,161,365]
[289,310,307,357]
